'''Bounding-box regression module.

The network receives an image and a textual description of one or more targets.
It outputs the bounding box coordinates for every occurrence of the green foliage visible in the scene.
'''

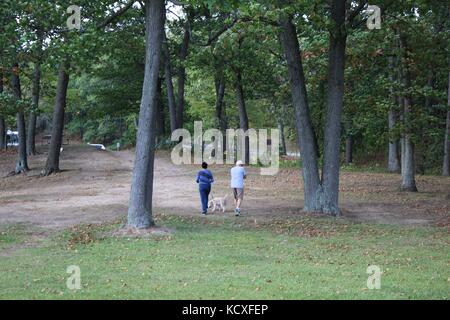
[1,0,448,173]
[0,91,32,116]
[0,92,17,116]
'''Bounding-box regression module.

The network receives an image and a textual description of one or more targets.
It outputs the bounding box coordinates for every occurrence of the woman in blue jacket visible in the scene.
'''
[196,162,214,215]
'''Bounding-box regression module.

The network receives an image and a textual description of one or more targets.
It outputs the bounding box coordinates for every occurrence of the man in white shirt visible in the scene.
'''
[230,160,247,216]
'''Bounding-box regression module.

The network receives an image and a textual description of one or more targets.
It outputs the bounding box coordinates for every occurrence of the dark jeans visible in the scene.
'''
[199,184,211,213]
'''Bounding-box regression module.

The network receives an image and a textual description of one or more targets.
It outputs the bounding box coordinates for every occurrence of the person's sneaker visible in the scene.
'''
[234,208,240,217]
[202,211,207,216]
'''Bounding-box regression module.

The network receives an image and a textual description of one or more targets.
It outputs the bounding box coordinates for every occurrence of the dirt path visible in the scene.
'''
[0,145,449,234]
[0,145,199,230]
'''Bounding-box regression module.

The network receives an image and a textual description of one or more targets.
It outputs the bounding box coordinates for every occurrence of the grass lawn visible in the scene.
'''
[0,214,449,299]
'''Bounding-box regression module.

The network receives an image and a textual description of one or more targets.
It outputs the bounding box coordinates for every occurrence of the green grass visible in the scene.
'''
[0,214,449,299]
[0,223,33,251]
[340,163,389,174]
[269,158,391,173]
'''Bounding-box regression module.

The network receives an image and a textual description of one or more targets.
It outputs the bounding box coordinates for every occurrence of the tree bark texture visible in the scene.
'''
[42,59,70,176]
[12,62,29,173]
[127,0,165,229]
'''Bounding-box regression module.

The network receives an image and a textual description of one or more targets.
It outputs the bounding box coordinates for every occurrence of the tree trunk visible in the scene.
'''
[279,1,347,215]
[15,113,28,173]
[235,68,250,164]
[155,77,165,137]
[388,107,400,172]
[321,0,347,215]
[42,59,70,176]
[388,57,400,172]
[278,15,323,212]
[278,118,287,156]
[400,98,405,175]
[0,117,5,150]
[27,60,41,156]
[215,75,227,158]
[27,113,37,155]
[176,17,191,129]
[443,71,450,176]
[0,75,5,150]
[344,117,353,165]
[27,32,43,156]
[401,101,417,192]
[416,73,435,175]
[162,32,178,133]
[345,136,353,164]
[215,76,226,133]
[399,32,417,192]
[12,63,29,173]
[127,0,165,229]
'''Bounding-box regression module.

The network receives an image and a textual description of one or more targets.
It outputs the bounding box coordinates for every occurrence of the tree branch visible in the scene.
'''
[167,8,183,20]
[268,47,286,64]
[196,17,238,46]
[241,15,280,27]
[97,0,136,29]
[347,0,368,23]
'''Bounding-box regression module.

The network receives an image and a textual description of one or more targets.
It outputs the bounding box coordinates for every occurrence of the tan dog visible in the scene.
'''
[208,195,228,213]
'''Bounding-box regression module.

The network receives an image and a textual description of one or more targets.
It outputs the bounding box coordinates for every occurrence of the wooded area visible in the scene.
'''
[0,0,449,300]
[1,0,449,226]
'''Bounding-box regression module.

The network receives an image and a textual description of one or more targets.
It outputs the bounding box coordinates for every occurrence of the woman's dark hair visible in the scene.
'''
[202,162,208,169]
